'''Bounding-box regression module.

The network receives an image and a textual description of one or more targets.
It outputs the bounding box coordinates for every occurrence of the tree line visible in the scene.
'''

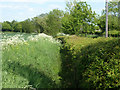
[1,0,119,36]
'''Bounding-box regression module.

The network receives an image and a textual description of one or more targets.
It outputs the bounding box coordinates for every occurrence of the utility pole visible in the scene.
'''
[118,1,120,31]
[106,0,108,38]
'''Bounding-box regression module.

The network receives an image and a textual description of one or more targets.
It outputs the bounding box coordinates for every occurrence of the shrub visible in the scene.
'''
[59,36,120,89]
[103,30,120,37]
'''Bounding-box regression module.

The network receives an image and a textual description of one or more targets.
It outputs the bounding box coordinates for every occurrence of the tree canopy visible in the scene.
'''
[62,0,98,35]
[1,0,119,36]
[98,1,119,33]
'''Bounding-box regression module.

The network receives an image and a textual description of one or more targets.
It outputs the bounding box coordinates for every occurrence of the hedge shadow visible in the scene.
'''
[3,61,57,88]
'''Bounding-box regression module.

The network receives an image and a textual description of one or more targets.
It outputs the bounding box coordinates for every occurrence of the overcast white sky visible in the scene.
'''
[0,0,113,22]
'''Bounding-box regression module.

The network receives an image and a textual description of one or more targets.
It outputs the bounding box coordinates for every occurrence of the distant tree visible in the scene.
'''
[44,9,64,36]
[14,23,22,32]
[62,0,97,35]
[38,13,48,18]
[98,0,119,32]
[2,20,19,32]
[21,19,34,33]
[11,20,17,31]
[2,22,12,31]
[32,13,48,33]
[0,22,2,30]
[108,0,118,16]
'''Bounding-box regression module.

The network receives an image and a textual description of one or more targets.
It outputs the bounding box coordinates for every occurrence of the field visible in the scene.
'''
[2,32,62,88]
[1,32,120,89]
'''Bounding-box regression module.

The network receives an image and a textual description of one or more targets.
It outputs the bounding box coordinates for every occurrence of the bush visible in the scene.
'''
[59,36,120,89]
[103,30,120,37]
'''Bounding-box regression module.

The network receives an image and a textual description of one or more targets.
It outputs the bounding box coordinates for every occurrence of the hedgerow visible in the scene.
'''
[59,36,120,89]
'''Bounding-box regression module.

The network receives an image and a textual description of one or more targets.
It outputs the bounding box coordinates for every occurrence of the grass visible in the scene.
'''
[2,32,62,88]
[1,32,120,88]
[2,32,37,40]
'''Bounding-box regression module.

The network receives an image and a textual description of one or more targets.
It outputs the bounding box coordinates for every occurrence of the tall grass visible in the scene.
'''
[2,33,62,88]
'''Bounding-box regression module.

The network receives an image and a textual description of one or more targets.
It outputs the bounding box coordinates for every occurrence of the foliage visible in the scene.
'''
[103,30,120,37]
[2,22,12,31]
[21,19,35,33]
[102,0,119,16]
[32,13,48,33]
[98,15,119,33]
[10,20,18,31]
[14,23,22,32]
[59,35,120,88]
[44,9,64,36]
[0,23,2,31]
[62,0,98,35]
[98,1,119,33]
[2,20,23,32]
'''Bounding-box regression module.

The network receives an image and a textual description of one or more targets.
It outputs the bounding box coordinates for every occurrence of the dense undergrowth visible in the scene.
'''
[58,36,120,89]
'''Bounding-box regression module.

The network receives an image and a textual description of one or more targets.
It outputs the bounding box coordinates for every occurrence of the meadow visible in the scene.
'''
[1,32,120,89]
[2,32,62,88]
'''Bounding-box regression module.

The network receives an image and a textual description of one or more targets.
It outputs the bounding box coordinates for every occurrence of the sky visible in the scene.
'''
[0,0,111,22]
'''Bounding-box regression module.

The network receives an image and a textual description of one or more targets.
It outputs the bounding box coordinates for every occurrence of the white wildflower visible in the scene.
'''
[2,33,61,47]
[27,33,61,44]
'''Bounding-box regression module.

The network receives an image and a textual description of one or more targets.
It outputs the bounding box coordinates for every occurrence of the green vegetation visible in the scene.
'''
[103,30,120,37]
[62,1,98,35]
[2,33,61,88]
[1,0,119,37]
[44,9,63,36]
[2,32,120,89]
[1,0,120,89]
[58,36,120,89]
[98,1,119,34]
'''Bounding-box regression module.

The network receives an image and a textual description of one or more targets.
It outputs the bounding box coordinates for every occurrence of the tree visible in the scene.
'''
[108,0,119,16]
[2,20,23,32]
[44,9,64,36]
[32,13,48,33]
[62,0,98,35]
[11,20,17,31]
[98,0,119,33]
[2,22,12,31]
[21,19,34,33]
[4,20,17,31]
[0,22,2,31]
[14,23,22,32]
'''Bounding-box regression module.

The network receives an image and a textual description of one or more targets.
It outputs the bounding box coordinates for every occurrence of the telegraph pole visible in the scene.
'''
[106,0,108,38]
[118,1,120,31]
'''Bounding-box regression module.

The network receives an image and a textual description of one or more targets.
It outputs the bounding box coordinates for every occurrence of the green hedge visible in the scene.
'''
[59,36,120,89]
[103,30,120,37]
